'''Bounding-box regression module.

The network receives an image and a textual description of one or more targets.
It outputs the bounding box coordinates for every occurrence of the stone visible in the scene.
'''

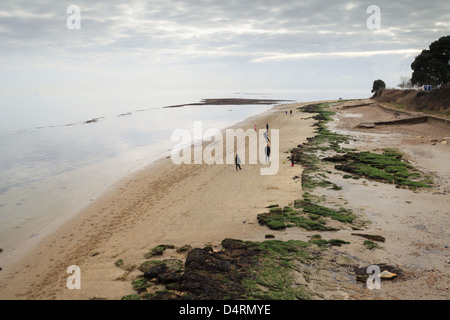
[143,259,183,285]
[379,270,397,279]
[179,239,262,300]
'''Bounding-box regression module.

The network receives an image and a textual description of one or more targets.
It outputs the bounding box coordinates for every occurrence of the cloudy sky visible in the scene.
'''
[0,0,449,98]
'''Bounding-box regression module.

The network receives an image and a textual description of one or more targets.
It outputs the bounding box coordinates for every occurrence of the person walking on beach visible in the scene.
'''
[265,144,271,163]
[266,122,269,132]
[290,110,293,115]
[235,154,242,170]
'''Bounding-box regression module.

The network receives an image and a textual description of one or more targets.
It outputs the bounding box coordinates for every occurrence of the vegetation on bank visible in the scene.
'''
[410,35,450,87]
[373,35,450,116]
[373,86,450,119]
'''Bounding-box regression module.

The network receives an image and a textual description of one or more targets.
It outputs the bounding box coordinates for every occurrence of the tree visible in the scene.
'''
[411,35,450,86]
[397,76,412,90]
[371,79,386,93]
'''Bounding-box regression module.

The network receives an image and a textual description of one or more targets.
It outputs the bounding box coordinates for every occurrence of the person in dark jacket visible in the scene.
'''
[235,154,242,170]
[265,144,271,163]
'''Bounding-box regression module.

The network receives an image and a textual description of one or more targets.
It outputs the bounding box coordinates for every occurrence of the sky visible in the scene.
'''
[0,0,449,98]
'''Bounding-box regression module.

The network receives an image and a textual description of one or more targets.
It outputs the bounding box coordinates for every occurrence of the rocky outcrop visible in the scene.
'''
[125,239,263,300]
[179,239,262,300]
[143,259,184,285]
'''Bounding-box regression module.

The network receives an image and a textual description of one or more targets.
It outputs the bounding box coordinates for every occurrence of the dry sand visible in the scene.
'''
[0,99,448,300]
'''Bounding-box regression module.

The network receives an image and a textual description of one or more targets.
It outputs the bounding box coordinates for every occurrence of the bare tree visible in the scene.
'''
[405,79,413,89]
[397,76,411,90]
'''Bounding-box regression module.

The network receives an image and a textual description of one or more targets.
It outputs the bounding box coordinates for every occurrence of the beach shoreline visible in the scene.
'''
[1,98,448,300]
[0,99,277,274]
[0,101,320,299]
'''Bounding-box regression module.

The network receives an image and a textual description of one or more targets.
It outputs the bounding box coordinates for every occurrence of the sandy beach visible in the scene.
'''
[0,99,448,300]
[0,102,319,299]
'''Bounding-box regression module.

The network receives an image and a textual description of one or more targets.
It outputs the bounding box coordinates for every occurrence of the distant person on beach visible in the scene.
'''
[291,156,295,167]
[266,123,269,132]
[285,111,287,115]
[290,110,293,115]
[254,125,257,132]
[265,144,271,163]
[235,154,242,170]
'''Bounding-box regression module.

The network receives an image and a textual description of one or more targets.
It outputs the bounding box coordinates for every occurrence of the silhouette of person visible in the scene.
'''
[265,144,271,163]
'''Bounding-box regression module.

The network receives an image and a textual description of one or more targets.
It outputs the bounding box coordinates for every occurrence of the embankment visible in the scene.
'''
[373,85,450,118]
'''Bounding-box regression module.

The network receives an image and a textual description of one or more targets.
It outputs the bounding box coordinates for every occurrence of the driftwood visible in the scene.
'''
[351,233,386,242]
[356,122,376,128]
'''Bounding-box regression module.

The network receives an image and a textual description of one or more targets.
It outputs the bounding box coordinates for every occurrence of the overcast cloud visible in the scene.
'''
[0,0,449,96]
